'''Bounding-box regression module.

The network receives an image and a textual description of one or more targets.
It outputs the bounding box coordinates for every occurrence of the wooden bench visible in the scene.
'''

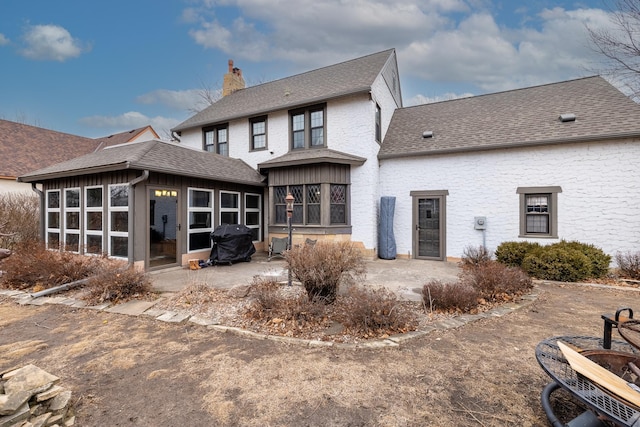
[601,307,634,349]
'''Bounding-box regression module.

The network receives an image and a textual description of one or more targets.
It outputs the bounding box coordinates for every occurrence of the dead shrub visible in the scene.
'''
[248,276,282,311]
[339,286,418,335]
[82,259,152,305]
[460,245,492,271]
[1,240,99,290]
[615,251,640,279]
[0,192,39,251]
[422,280,479,313]
[460,260,532,301]
[284,241,365,304]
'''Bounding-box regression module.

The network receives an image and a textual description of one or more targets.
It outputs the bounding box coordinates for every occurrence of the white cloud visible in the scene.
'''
[20,24,89,61]
[79,112,180,136]
[0,33,9,46]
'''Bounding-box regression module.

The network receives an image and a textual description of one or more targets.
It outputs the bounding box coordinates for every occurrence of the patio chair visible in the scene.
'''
[268,237,288,261]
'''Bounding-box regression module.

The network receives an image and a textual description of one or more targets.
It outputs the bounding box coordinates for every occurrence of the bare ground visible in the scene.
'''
[1,281,638,427]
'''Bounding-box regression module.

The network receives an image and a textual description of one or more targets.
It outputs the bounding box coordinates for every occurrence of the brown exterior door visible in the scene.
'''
[412,191,447,261]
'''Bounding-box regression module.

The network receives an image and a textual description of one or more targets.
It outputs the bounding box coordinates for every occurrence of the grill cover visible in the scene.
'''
[209,224,256,265]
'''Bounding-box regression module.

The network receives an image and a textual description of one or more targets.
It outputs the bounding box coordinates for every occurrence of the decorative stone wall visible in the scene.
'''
[0,364,74,427]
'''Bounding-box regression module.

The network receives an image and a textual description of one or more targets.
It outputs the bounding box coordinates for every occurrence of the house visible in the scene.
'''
[0,120,159,194]
[18,49,640,270]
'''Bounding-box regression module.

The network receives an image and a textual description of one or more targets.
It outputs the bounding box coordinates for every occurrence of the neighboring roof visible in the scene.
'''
[0,119,101,179]
[258,148,367,171]
[379,76,640,159]
[94,125,160,148]
[18,140,266,186]
[173,49,396,132]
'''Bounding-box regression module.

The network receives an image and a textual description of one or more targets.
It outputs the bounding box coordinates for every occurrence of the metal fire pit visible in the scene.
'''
[536,336,640,426]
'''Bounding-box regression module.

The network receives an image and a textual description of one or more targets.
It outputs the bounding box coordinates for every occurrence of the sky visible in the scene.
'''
[0,0,620,139]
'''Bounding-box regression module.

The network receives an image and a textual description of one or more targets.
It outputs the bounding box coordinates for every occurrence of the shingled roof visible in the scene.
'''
[94,125,159,148]
[173,49,396,132]
[0,119,101,179]
[379,76,640,159]
[18,140,265,186]
[258,148,367,170]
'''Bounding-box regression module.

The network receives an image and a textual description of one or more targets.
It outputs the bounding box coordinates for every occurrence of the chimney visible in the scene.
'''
[222,59,246,97]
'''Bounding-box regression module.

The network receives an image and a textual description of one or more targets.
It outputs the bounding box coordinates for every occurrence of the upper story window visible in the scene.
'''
[290,104,325,150]
[250,116,267,151]
[375,103,381,143]
[203,124,229,156]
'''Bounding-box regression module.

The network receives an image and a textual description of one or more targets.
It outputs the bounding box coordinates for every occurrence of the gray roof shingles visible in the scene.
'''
[258,148,367,170]
[19,140,265,186]
[173,49,396,132]
[379,76,640,159]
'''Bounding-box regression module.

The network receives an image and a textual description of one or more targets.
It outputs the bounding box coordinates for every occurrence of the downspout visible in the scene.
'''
[127,170,150,267]
[30,183,45,242]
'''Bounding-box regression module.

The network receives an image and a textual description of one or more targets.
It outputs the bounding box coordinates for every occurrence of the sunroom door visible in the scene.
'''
[149,188,179,268]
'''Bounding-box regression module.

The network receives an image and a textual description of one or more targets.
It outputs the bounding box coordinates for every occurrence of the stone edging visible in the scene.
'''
[0,287,542,350]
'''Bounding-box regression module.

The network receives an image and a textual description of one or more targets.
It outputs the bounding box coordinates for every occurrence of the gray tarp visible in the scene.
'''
[378,196,397,259]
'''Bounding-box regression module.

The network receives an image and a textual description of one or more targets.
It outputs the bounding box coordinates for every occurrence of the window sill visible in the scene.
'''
[518,234,558,239]
[268,225,351,235]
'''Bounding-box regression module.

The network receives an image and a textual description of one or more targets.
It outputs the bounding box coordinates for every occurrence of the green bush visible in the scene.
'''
[284,241,365,304]
[495,241,540,267]
[521,247,592,282]
[552,240,611,278]
[615,251,640,279]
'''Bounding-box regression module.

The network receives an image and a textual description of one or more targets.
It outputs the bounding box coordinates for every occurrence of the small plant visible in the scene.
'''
[615,251,640,279]
[460,245,492,270]
[0,192,39,251]
[82,260,152,304]
[339,286,417,336]
[422,280,479,313]
[248,276,282,311]
[460,261,532,299]
[285,241,365,304]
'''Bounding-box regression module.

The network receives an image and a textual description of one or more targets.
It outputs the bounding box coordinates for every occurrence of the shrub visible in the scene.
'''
[0,192,39,251]
[460,261,532,299]
[495,241,540,267]
[284,241,365,304]
[247,276,283,312]
[615,251,640,279]
[552,240,611,278]
[459,245,492,270]
[1,240,99,290]
[339,286,417,335]
[82,259,151,304]
[521,247,591,282]
[422,280,479,313]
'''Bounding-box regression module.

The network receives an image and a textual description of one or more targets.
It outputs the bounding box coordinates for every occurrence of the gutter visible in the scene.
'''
[30,183,45,242]
[378,131,640,160]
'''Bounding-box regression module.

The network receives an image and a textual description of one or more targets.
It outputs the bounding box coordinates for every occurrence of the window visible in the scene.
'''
[273,183,344,226]
[64,188,81,252]
[108,184,129,258]
[220,191,240,224]
[45,190,61,250]
[203,124,229,156]
[375,103,381,143]
[290,105,325,150]
[330,184,347,224]
[250,116,267,151]
[244,193,262,241]
[188,188,214,252]
[85,186,103,255]
[517,186,562,238]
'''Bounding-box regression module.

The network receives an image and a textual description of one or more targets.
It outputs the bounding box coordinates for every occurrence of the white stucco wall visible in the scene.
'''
[379,139,640,260]
[0,179,37,194]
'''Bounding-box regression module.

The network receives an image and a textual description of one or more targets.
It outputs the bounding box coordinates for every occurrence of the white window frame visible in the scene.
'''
[108,184,129,259]
[84,185,104,255]
[219,191,240,225]
[244,193,262,242]
[64,187,81,253]
[45,189,61,250]
[187,188,215,253]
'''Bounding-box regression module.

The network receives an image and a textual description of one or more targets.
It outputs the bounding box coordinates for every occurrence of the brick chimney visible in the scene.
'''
[222,59,245,97]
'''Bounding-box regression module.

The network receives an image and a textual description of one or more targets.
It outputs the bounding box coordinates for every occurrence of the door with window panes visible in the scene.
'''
[412,192,447,260]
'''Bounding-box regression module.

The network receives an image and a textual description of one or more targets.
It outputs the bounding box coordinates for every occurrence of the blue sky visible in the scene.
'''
[0,0,616,138]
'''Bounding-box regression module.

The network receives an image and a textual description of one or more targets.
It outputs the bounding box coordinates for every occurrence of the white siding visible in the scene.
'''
[379,139,640,260]
[0,179,35,194]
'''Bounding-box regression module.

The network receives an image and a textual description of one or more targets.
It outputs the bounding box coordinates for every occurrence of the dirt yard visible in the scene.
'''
[1,281,637,426]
